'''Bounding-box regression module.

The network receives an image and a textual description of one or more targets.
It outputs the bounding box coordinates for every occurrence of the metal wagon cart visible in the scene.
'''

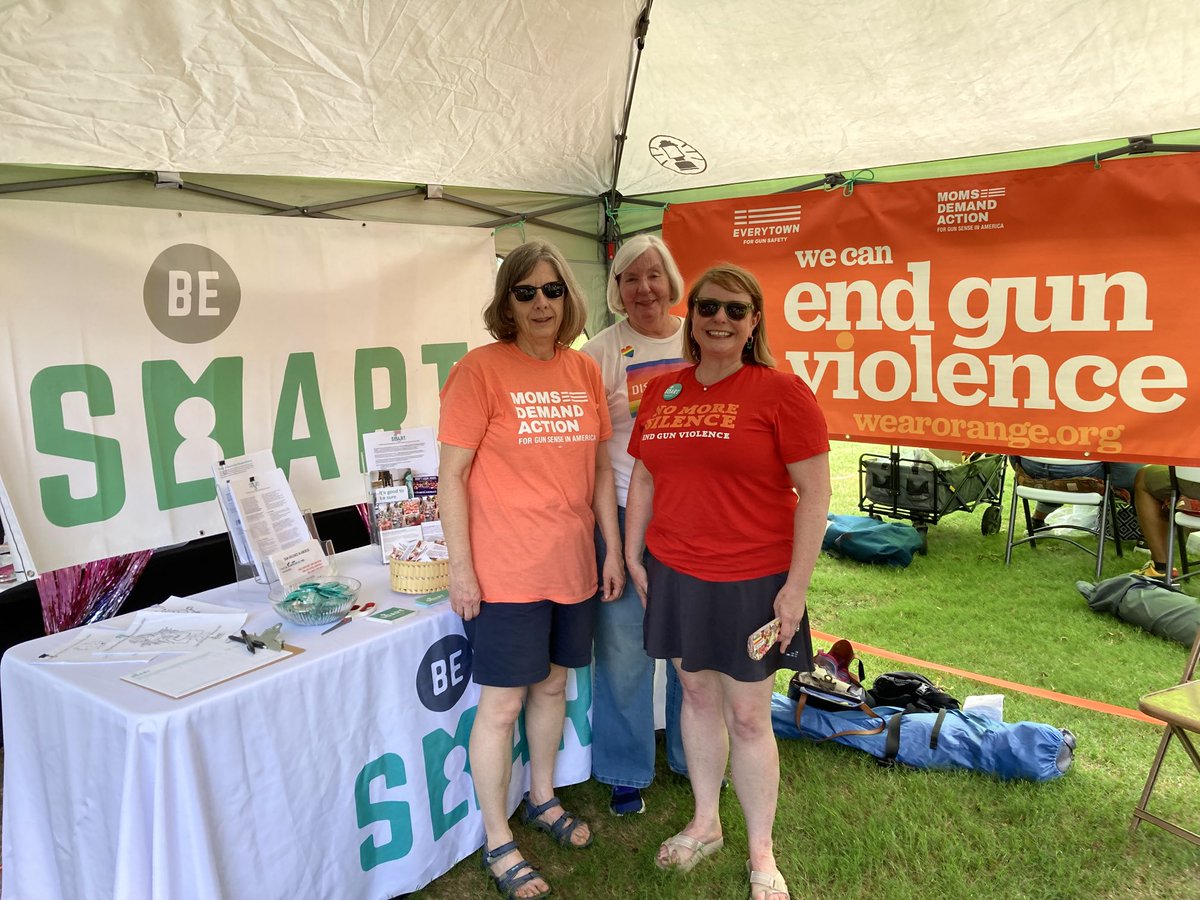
[858,448,1008,553]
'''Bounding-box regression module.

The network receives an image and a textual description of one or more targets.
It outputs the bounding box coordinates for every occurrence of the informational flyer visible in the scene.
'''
[362,427,439,476]
[268,539,335,586]
[228,468,310,579]
[212,450,276,567]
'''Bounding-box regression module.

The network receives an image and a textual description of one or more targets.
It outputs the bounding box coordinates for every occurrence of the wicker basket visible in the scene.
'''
[390,557,450,594]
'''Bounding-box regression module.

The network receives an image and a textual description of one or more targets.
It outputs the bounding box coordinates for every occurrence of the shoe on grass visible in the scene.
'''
[610,785,645,816]
[1133,560,1179,580]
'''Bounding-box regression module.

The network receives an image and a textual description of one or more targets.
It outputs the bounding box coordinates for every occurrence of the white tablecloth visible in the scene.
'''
[1,546,593,900]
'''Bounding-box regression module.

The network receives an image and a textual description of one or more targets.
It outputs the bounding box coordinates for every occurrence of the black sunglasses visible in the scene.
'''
[694,298,755,321]
[512,281,567,302]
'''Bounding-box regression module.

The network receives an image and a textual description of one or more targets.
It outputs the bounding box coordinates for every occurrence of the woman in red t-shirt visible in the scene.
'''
[625,264,831,900]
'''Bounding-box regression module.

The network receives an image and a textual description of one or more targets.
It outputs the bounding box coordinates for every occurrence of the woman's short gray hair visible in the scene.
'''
[606,235,685,316]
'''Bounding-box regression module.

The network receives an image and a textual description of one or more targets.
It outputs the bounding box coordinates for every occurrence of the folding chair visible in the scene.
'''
[1004,458,1122,581]
[1163,465,1200,589]
[1129,624,1200,846]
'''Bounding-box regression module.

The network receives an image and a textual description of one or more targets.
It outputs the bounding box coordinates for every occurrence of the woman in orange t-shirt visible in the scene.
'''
[438,240,623,900]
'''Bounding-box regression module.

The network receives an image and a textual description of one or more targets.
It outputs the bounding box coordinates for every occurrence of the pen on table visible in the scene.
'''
[226,629,260,654]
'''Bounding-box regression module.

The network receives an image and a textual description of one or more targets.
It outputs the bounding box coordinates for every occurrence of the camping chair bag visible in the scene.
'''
[770,693,1075,782]
[1077,574,1200,647]
[822,514,924,567]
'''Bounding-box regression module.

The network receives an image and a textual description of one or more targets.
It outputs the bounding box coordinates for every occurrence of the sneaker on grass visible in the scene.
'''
[609,786,645,816]
[1133,560,1179,580]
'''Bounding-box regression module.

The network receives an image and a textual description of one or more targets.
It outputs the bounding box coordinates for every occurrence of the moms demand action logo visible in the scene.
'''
[935,187,1006,233]
[732,204,803,245]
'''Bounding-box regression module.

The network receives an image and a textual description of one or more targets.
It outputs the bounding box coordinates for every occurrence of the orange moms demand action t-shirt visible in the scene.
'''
[438,341,612,603]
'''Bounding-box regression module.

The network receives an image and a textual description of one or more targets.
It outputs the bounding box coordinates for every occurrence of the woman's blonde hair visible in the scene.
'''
[605,235,685,315]
[682,264,776,367]
[483,240,588,344]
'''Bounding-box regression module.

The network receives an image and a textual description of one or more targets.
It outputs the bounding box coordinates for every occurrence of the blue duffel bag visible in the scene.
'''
[771,693,1075,782]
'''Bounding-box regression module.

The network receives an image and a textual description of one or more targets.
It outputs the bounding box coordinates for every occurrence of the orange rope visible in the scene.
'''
[810,629,1162,726]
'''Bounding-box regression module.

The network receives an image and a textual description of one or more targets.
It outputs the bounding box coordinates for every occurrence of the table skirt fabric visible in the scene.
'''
[1,546,592,899]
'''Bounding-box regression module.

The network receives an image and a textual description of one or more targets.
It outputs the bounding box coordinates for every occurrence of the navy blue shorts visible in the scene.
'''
[464,597,599,687]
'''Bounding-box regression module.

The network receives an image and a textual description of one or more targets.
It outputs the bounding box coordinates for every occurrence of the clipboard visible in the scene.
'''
[121,642,305,700]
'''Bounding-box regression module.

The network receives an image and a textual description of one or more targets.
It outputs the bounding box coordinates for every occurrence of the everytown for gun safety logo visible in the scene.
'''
[936,187,1006,233]
[732,204,803,244]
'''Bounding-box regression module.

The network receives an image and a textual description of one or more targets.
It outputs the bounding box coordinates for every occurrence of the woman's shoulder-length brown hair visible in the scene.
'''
[682,263,776,367]
[483,240,588,345]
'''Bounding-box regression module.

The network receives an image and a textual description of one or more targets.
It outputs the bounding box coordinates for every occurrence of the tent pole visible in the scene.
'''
[775,174,846,194]
[0,172,146,194]
[1065,135,1200,164]
[271,188,425,215]
[605,0,653,212]
[438,192,600,240]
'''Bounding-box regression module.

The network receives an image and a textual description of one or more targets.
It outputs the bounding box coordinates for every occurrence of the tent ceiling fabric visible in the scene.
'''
[1,0,1198,198]
[621,0,1200,195]
[0,0,641,195]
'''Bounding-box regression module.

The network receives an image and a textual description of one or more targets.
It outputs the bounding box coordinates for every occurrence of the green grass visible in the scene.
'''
[414,443,1200,899]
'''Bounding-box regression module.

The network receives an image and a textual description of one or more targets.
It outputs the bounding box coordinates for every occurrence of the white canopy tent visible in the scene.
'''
[3,0,1198,195]
[4,0,1199,334]
[1,0,1199,575]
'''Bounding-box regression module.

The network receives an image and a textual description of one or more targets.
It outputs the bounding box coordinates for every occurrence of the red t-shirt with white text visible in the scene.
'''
[629,364,828,581]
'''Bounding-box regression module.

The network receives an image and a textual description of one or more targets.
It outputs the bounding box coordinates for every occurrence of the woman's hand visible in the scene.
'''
[438,443,482,622]
[774,580,808,654]
[600,548,625,601]
[449,563,483,621]
[626,557,649,607]
[624,461,654,608]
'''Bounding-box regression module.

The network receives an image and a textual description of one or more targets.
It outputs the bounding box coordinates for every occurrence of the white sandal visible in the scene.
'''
[655,832,724,871]
[748,862,790,900]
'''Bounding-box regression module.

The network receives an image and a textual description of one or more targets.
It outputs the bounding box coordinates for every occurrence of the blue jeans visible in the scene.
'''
[591,506,686,787]
[1011,458,1143,518]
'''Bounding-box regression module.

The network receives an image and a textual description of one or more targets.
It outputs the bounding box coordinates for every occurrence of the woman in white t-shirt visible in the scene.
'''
[581,235,689,817]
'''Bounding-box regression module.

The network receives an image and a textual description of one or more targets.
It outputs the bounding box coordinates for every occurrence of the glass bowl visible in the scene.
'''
[268,576,361,626]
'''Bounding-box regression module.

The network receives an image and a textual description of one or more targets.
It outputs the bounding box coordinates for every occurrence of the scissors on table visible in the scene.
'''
[320,602,377,635]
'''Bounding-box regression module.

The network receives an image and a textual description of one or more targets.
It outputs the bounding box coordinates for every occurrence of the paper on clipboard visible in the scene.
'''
[121,640,303,699]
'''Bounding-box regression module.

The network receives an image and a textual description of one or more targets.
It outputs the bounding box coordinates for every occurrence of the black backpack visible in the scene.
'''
[867,671,960,713]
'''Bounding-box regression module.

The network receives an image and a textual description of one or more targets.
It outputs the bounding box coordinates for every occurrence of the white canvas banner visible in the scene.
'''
[0,200,495,573]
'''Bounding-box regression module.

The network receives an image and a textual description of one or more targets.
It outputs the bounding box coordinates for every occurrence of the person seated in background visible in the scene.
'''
[1008,456,1143,532]
[1131,465,1200,580]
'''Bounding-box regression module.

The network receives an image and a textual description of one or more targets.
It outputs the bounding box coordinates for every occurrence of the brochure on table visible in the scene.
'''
[268,539,336,587]
[362,427,439,476]
[363,428,444,564]
[212,451,312,582]
[212,451,274,575]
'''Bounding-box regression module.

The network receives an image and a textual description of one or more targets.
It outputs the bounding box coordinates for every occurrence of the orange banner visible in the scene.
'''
[663,155,1199,465]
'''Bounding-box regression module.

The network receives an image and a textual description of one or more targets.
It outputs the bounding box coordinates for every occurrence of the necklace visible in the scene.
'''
[696,364,740,392]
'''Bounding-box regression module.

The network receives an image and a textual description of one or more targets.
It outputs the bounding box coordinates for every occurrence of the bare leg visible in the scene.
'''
[724,674,787,899]
[524,664,591,846]
[1135,467,1171,564]
[471,684,549,898]
[658,663,725,864]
